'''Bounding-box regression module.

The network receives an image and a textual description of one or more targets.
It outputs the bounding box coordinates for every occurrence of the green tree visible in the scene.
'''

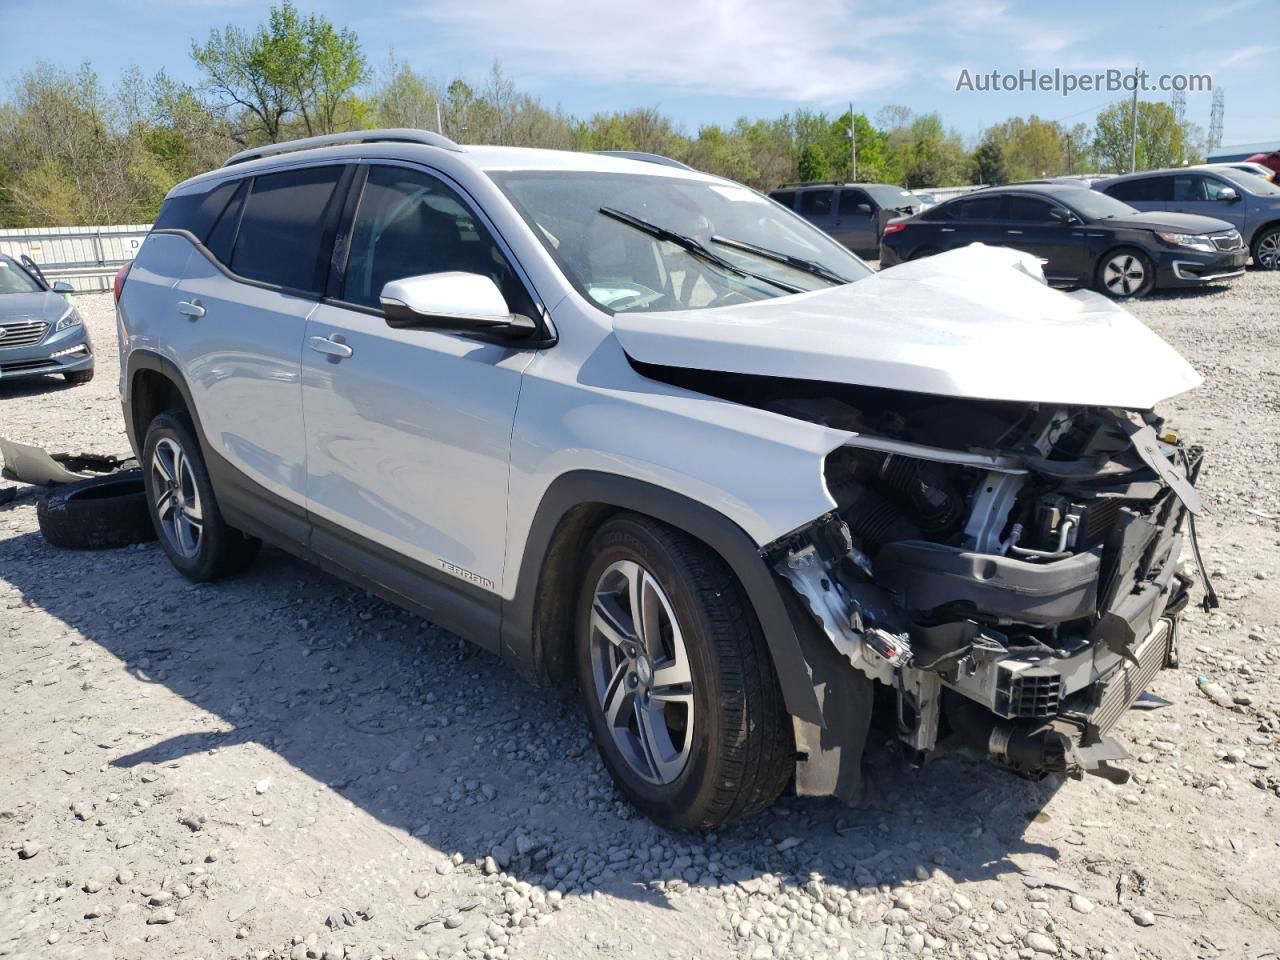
[970,138,1008,185]
[1093,100,1187,173]
[796,143,830,182]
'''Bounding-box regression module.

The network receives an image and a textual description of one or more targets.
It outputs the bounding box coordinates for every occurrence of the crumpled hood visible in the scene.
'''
[613,244,1201,409]
[0,291,67,322]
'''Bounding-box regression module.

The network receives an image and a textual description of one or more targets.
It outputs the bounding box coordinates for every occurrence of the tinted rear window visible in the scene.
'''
[769,191,797,209]
[1104,177,1171,202]
[946,195,1002,220]
[153,180,239,240]
[230,166,346,293]
[800,190,834,215]
[1002,196,1058,222]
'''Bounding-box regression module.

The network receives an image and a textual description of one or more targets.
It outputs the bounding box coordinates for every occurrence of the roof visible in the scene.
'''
[1206,141,1279,161]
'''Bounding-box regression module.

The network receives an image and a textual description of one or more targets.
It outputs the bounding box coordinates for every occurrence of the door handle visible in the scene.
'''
[940,227,955,233]
[177,299,205,319]
[309,335,353,360]
[1006,230,1024,235]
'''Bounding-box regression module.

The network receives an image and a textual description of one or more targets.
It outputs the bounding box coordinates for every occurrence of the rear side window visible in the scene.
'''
[769,191,797,209]
[1104,177,1171,202]
[838,189,872,216]
[206,180,249,265]
[230,166,346,293]
[800,190,834,215]
[1002,197,1057,222]
[946,195,1002,220]
[153,180,239,241]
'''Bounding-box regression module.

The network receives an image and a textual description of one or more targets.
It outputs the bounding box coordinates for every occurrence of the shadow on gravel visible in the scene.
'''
[0,375,83,400]
[1,526,1064,913]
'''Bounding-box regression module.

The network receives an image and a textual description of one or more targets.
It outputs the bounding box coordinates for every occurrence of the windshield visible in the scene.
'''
[865,185,924,209]
[1061,189,1138,221]
[491,171,872,313]
[0,258,43,295]
[1220,169,1280,196]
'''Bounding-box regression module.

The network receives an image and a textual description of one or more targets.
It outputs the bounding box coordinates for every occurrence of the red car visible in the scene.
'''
[1246,150,1280,177]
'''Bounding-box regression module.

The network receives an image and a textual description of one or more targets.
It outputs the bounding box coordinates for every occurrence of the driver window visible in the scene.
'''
[1172,175,1208,202]
[342,165,533,315]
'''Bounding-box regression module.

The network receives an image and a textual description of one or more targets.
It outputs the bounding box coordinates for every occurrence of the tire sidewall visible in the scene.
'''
[574,519,728,827]
[1096,247,1155,298]
[141,412,226,580]
[1253,227,1280,270]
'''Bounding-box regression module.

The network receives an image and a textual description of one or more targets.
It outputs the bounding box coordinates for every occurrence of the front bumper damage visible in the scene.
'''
[769,406,1210,798]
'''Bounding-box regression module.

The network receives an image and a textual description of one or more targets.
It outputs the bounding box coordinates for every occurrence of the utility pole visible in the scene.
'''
[436,101,445,137]
[849,102,857,182]
[1128,65,1139,173]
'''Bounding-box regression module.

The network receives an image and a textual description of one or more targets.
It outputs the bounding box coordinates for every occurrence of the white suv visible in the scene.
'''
[116,130,1210,829]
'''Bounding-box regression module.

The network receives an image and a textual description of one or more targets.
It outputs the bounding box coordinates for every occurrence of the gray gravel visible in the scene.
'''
[1,271,1278,960]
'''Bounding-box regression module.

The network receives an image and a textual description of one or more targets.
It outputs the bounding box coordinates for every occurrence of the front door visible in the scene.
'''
[1170,173,1248,232]
[301,163,541,640]
[834,188,878,252]
[999,195,1089,283]
[798,189,839,239]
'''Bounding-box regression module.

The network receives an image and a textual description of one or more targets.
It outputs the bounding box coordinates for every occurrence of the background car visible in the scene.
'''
[769,181,927,256]
[1192,161,1277,184]
[0,254,94,384]
[1094,167,1280,271]
[879,183,1246,298]
[1245,149,1280,177]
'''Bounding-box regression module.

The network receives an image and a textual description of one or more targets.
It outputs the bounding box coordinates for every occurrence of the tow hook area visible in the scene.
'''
[987,725,1132,785]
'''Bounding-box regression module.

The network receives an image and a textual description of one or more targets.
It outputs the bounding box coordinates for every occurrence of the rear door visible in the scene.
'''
[797,189,839,239]
[171,163,351,529]
[834,188,878,252]
[301,162,542,643]
[1169,173,1248,232]
[1101,175,1170,213]
[937,194,1005,250]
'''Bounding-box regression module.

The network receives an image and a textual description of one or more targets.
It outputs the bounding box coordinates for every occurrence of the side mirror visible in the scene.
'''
[380,272,535,337]
[856,203,873,215]
[52,281,74,293]
[1048,208,1079,224]
[1217,187,1239,202]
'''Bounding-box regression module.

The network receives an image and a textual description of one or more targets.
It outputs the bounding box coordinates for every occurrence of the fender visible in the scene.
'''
[500,470,824,727]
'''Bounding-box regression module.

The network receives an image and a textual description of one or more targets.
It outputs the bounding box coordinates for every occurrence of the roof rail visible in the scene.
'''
[592,150,694,171]
[774,180,853,190]
[224,129,460,167]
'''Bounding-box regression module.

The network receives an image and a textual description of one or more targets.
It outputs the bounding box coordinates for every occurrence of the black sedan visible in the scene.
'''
[879,184,1247,298]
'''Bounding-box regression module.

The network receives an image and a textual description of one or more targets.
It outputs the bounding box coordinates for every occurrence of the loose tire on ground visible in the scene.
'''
[36,471,156,550]
[573,513,793,830]
[141,411,261,581]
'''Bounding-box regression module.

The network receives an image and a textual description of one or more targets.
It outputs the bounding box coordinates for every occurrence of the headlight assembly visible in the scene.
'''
[1154,232,1217,253]
[54,307,82,332]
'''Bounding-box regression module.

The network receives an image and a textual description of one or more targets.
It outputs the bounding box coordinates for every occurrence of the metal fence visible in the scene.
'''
[0,224,151,292]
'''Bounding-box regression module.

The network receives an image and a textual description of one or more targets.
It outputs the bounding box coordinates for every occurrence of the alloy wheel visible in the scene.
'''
[150,436,204,559]
[1257,231,1280,270]
[1103,253,1146,296]
[587,559,694,785]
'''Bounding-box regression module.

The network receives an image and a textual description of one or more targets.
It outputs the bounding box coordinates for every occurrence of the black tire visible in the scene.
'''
[141,411,260,581]
[1251,225,1280,271]
[1095,247,1155,298]
[36,471,157,550]
[64,368,94,384]
[574,513,792,830]
[909,247,938,260]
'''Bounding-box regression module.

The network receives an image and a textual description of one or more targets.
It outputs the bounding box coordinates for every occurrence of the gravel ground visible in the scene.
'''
[2,272,1279,960]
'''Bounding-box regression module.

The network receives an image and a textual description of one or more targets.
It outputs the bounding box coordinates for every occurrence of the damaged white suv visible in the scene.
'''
[117,130,1211,830]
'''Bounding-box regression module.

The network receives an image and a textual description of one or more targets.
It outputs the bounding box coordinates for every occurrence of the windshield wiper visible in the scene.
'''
[708,234,850,286]
[598,207,804,295]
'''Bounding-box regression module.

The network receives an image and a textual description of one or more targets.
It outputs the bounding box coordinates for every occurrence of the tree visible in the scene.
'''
[796,143,830,182]
[191,1,367,143]
[971,138,1008,185]
[1093,100,1187,173]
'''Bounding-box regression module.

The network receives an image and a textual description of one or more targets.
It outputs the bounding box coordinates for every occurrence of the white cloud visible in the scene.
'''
[406,0,1091,104]
[1221,44,1274,69]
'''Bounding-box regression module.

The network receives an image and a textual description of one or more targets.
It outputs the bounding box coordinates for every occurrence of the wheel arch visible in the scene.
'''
[500,470,824,727]
[123,350,201,459]
[1249,219,1280,258]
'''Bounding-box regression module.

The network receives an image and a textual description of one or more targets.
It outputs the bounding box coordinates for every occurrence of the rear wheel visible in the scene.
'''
[1096,248,1155,298]
[141,411,260,581]
[1252,226,1280,270]
[574,514,792,830]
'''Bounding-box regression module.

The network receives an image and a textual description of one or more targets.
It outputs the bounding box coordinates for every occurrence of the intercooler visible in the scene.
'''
[1068,617,1175,740]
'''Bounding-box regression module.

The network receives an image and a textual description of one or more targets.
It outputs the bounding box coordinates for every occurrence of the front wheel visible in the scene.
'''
[1096,248,1155,298]
[64,368,94,384]
[1252,226,1280,270]
[574,514,793,830]
[141,411,260,581]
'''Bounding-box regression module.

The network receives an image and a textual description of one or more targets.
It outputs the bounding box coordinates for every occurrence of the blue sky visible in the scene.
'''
[2,0,1274,145]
